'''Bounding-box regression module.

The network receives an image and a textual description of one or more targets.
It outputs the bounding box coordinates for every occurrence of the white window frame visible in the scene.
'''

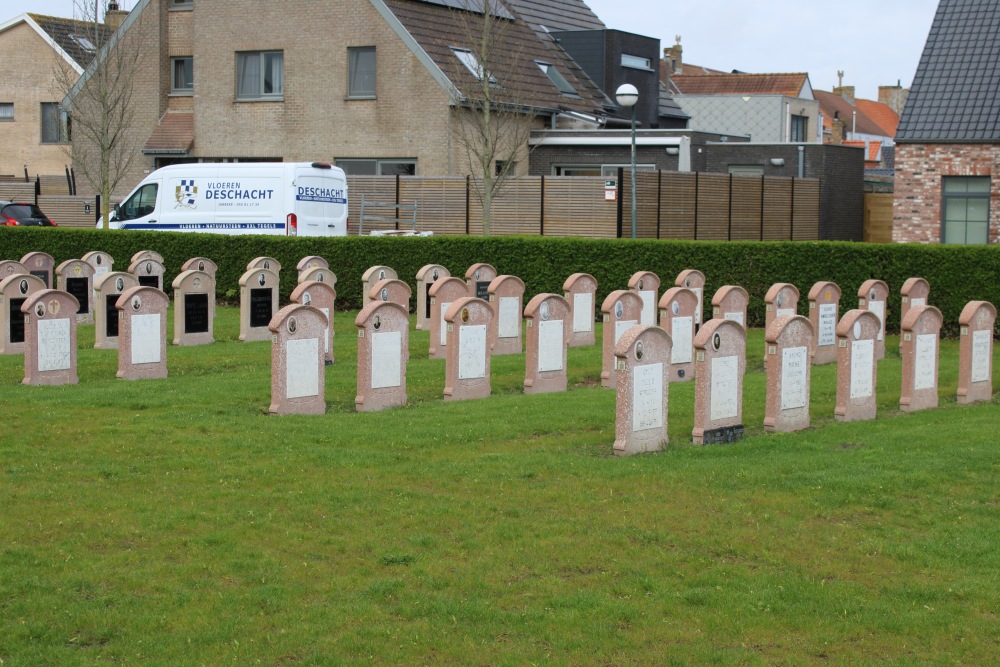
[236,50,284,101]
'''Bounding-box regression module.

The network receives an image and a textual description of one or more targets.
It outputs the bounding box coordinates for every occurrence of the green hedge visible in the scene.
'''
[2,229,998,334]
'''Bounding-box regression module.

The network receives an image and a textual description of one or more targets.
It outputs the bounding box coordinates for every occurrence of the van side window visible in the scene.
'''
[120,183,158,220]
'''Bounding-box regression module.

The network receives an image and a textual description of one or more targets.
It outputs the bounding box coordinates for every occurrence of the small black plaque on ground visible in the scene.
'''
[702,425,744,445]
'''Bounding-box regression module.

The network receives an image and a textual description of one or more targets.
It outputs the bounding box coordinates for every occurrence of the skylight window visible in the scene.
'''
[536,61,577,96]
[70,34,96,52]
[451,47,497,84]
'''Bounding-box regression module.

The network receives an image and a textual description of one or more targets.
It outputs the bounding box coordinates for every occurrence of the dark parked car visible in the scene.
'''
[0,200,57,226]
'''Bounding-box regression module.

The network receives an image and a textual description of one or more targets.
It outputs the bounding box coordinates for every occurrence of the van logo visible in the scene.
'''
[175,179,198,209]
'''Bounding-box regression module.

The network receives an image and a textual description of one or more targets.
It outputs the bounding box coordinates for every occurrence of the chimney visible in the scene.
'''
[105,1,128,30]
[663,35,683,75]
[833,85,855,102]
[878,82,909,115]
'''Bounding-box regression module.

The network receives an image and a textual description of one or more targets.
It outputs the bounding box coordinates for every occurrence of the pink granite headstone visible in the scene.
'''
[355,301,409,412]
[899,277,930,353]
[764,314,813,433]
[290,280,336,365]
[857,279,889,360]
[361,265,397,307]
[613,325,672,456]
[711,285,749,328]
[238,267,280,342]
[563,272,598,347]
[523,293,570,394]
[0,274,45,355]
[764,283,799,358]
[81,251,114,295]
[807,281,841,365]
[248,256,281,273]
[298,267,336,286]
[0,260,27,281]
[628,270,661,326]
[132,250,164,265]
[657,286,697,383]
[957,301,996,405]
[466,263,498,300]
[20,252,55,288]
[899,305,943,413]
[416,264,450,331]
[297,255,329,274]
[55,259,95,324]
[181,257,218,280]
[488,275,525,355]
[601,289,644,389]
[115,286,169,381]
[172,270,215,346]
[443,297,494,401]
[834,309,881,422]
[692,319,746,444]
[128,257,166,292]
[267,303,327,415]
[428,277,468,359]
[21,289,79,386]
[675,269,706,328]
[368,278,412,313]
[93,271,139,349]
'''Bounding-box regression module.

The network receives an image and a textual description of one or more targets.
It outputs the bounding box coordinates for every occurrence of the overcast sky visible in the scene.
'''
[18,0,939,101]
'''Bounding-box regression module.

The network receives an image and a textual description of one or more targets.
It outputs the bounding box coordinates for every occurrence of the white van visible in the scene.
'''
[106,162,347,236]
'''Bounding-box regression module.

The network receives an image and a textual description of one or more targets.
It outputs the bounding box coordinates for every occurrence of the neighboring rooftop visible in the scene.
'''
[501,0,604,32]
[855,98,899,137]
[814,90,892,138]
[26,13,113,70]
[671,72,812,98]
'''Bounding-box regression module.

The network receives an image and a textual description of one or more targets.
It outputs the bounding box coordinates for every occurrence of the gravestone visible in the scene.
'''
[267,304,327,415]
[56,259,95,324]
[132,250,164,265]
[128,257,165,291]
[21,289,79,386]
[181,257,218,280]
[899,277,930,353]
[0,260,28,281]
[443,297,494,401]
[899,305,943,413]
[416,264,450,331]
[0,274,45,355]
[290,280,337,365]
[628,270,660,326]
[115,286,169,380]
[957,301,996,405]
[692,319,746,444]
[488,275,525,355]
[298,266,336,286]
[711,285,749,328]
[676,269,706,328]
[361,265,396,307]
[834,309,881,422]
[20,252,55,288]
[563,272,598,347]
[238,267,279,342]
[466,263,498,300]
[764,314,813,433]
[171,269,215,346]
[354,300,410,411]
[296,255,329,275]
[807,281,841,365]
[93,271,138,350]
[857,279,889,360]
[523,293,571,394]
[601,290,644,389]
[428,277,469,360]
[247,256,281,273]
[368,278,412,312]
[658,286,697,383]
[613,325,672,456]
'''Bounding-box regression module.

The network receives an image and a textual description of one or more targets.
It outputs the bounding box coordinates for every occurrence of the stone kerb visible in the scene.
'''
[857,279,889,360]
[675,269,706,327]
[834,310,881,422]
[93,271,139,350]
[563,272,597,347]
[132,250,164,265]
[443,297,494,402]
[21,289,80,386]
[899,305,943,413]
[56,259,95,324]
[416,264,450,331]
[172,270,216,346]
[692,319,747,445]
[523,293,570,394]
[807,281,841,365]
[290,281,337,365]
[658,287,697,383]
[238,267,280,342]
[764,315,814,433]
[957,301,996,405]
[128,257,166,291]
[428,277,468,360]
[899,277,930,353]
[711,285,749,328]
[181,257,218,280]
[601,289,644,389]
[0,274,46,355]
[466,263,498,300]
[488,275,525,356]
[369,278,412,313]
[0,260,28,281]
[355,301,410,412]
[628,270,660,326]
[296,255,329,273]
[267,304,327,415]
[298,267,336,286]
[361,265,397,307]
[20,252,56,288]
[613,325,672,456]
[247,256,281,273]
[115,286,169,381]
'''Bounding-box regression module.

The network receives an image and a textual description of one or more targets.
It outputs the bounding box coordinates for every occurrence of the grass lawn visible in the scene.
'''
[1,305,997,665]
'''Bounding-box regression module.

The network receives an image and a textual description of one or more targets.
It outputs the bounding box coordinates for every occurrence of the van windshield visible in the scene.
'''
[119,183,158,221]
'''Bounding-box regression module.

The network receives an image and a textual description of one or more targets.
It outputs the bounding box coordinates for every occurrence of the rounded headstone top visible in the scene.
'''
[958,300,997,327]
[900,277,930,296]
[94,271,137,292]
[765,313,814,344]
[807,281,842,301]
[296,255,329,272]
[601,288,643,314]
[247,256,281,273]
[131,250,164,265]
[563,272,597,292]
[711,285,749,307]
[362,265,397,282]
[901,304,943,332]
[20,251,55,267]
[238,267,279,287]
[694,317,746,349]
[465,263,497,281]
[765,282,800,304]
[675,269,705,288]
[22,288,80,316]
[267,302,327,335]
[524,293,569,319]
[290,279,336,305]
[56,259,95,276]
[171,269,215,290]
[127,258,165,275]
[835,309,880,339]
[115,285,169,311]
[857,279,889,300]
[428,276,467,298]
[0,260,28,278]
[416,264,451,281]
[368,278,412,302]
[0,272,45,295]
[443,296,493,324]
[354,299,409,328]
[658,286,698,311]
[488,274,525,294]
[628,270,660,291]
[614,323,671,359]
[181,257,218,277]
[81,251,114,267]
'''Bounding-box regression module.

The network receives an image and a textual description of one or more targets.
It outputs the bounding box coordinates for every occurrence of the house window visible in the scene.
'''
[790,115,807,142]
[172,57,193,93]
[536,61,577,96]
[552,164,655,177]
[942,177,990,244]
[0,103,12,121]
[170,0,193,8]
[621,54,652,71]
[236,51,283,100]
[348,47,376,99]
[451,47,496,84]
[40,103,69,143]
[336,158,416,176]
[729,165,765,177]
[69,34,96,52]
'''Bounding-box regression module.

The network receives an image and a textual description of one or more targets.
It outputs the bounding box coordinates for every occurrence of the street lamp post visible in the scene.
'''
[615,84,639,239]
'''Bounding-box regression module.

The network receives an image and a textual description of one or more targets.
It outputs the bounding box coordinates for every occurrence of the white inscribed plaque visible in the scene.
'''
[286,338,320,399]
[438,301,452,346]
[320,307,330,354]
[639,290,655,325]
[724,311,744,327]
[537,319,564,372]
[776,308,795,318]
[572,292,593,333]
[909,297,926,308]
[710,355,739,421]
[615,319,638,345]
[692,287,704,324]
[632,362,664,431]
[818,303,837,347]
[914,333,937,390]
[498,297,519,338]
[868,300,885,340]
[671,316,693,364]
[37,318,71,372]
[458,324,487,379]
[850,339,874,399]
[971,329,992,383]
[780,346,809,410]
[371,331,402,389]
[130,313,161,365]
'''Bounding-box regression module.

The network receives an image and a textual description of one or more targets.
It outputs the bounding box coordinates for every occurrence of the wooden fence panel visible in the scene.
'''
[401,177,468,235]
[660,172,697,240]
[792,179,820,241]
[542,177,617,238]
[695,173,730,240]
[469,177,541,236]
[864,193,894,243]
[730,175,763,241]
[762,177,792,241]
[38,195,96,228]
[620,171,659,238]
[347,176,397,234]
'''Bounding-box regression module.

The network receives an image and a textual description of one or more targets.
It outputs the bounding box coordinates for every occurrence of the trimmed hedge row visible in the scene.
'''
[2,228,998,334]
